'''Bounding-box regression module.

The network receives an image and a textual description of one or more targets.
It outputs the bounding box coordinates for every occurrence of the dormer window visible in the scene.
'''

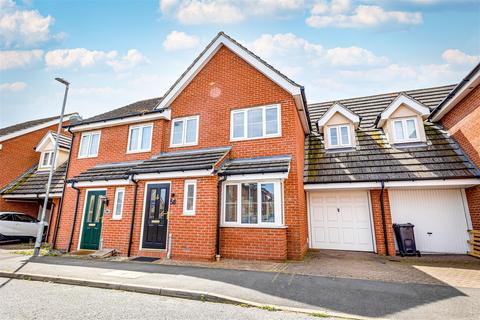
[317,103,359,150]
[40,151,54,168]
[393,117,419,143]
[328,125,351,147]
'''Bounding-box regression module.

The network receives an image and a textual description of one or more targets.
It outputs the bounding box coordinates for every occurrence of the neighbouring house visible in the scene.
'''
[51,32,479,260]
[430,62,480,231]
[0,129,73,242]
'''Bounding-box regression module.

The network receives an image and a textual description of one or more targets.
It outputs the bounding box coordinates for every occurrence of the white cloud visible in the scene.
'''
[176,1,245,24]
[325,46,389,66]
[163,31,199,51]
[306,2,422,28]
[0,49,43,70]
[44,48,148,71]
[442,49,480,65]
[0,0,56,48]
[0,81,27,92]
[159,0,304,25]
[106,49,149,72]
[45,48,118,68]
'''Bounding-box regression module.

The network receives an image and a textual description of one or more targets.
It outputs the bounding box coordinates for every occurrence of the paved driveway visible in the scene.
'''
[161,250,480,287]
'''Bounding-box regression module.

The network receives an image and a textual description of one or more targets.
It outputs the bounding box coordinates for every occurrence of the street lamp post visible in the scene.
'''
[33,78,70,256]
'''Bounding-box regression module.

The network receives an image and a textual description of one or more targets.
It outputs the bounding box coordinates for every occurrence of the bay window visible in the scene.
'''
[223,181,282,227]
[230,104,281,141]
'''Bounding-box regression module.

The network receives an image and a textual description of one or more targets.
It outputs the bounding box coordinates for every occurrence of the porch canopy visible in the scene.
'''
[218,155,292,180]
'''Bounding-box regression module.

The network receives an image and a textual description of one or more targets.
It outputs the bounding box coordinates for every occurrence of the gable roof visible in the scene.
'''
[304,84,480,183]
[35,131,72,151]
[317,103,360,130]
[430,62,480,122]
[375,93,430,128]
[155,31,310,133]
[0,114,76,142]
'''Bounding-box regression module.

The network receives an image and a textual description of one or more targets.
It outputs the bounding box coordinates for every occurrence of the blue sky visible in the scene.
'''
[1,0,479,127]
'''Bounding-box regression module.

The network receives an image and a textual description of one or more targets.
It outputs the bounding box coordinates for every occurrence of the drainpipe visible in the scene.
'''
[379,181,389,256]
[67,182,81,253]
[127,175,139,257]
[215,175,226,261]
[52,127,74,248]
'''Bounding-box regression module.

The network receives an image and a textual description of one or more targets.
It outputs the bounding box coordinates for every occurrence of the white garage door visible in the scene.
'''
[389,189,470,254]
[309,190,374,251]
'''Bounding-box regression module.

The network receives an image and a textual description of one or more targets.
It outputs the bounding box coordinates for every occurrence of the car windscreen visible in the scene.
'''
[14,214,38,222]
[0,214,14,221]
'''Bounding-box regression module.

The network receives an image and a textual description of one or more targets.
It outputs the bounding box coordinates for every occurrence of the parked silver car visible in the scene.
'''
[0,212,47,242]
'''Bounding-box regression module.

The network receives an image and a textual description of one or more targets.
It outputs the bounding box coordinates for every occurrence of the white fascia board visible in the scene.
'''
[384,178,480,189]
[0,118,61,143]
[69,109,171,133]
[35,132,55,152]
[304,182,380,190]
[71,180,132,188]
[2,193,62,199]
[225,172,289,181]
[431,72,480,122]
[317,103,360,130]
[304,178,480,191]
[157,34,302,111]
[377,94,430,127]
[134,169,213,180]
[293,94,311,134]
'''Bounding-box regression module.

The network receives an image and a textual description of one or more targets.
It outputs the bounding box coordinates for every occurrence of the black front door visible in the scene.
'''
[142,184,170,249]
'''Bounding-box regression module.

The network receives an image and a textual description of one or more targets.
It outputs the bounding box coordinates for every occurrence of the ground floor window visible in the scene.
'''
[222,180,283,227]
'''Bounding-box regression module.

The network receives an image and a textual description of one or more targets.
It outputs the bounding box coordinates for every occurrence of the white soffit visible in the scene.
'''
[317,103,360,130]
[377,94,430,128]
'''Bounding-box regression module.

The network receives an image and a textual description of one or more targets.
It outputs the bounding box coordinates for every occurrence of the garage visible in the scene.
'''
[308,190,374,251]
[389,189,471,254]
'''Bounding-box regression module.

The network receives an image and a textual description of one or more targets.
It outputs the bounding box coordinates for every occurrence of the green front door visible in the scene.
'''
[80,190,106,250]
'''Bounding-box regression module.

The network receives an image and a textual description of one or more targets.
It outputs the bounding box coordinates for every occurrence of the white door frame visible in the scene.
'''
[138,181,172,252]
[77,188,107,251]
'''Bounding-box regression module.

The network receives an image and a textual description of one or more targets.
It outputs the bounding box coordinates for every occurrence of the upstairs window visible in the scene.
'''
[223,181,282,227]
[171,116,199,147]
[40,151,54,168]
[328,125,351,148]
[128,123,152,153]
[393,117,419,143]
[78,131,101,158]
[231,104,281,141]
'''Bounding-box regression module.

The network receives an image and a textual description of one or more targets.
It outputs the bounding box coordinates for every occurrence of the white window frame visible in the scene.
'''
[230,104,281,142]
[392,117,421,143]
[170,115,199,147]
[183,180,197,216]
[78,131,101,159]
[39,151,54,169]
[112,187,125,220]
[127,123,153,154]
[327,124,352,148]
[221,180,283,228]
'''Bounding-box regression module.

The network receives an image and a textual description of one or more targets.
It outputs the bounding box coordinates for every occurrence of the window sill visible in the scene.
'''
[111,217,122,221]
[169,143,199,148]
[220,224,287,229]
[182,213,195,216]
[230,134,281,143]
[126,149,151,154]
[78,155,98,159]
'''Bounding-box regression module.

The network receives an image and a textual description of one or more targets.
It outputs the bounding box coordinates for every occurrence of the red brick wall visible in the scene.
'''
[440,85,480,230]
[220,227,287,261]
[55,45,308,261]
[370,189,396,256]
[0,123,58,213]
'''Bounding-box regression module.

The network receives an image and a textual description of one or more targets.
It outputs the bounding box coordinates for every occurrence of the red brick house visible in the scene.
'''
[51,32,479,260]
[430,62,480,230]
[0,114,73,229]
